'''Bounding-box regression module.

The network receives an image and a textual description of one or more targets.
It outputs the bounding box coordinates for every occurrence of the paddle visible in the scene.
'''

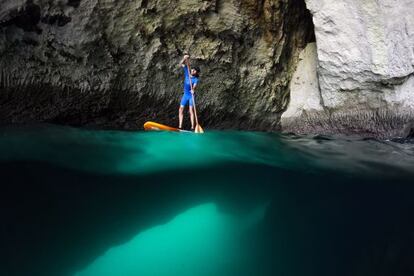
[186,63,204,133]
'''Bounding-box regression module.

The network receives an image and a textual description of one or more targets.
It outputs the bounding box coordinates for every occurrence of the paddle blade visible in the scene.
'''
[194,124,204,134]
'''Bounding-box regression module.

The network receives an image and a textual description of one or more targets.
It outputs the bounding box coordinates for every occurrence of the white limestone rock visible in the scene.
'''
[314,0,414,99]
[283,0,414,138]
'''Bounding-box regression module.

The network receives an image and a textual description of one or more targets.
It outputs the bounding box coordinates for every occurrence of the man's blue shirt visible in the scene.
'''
[183,66,199,95]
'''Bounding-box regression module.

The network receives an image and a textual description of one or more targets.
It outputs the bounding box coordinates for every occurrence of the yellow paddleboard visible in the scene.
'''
[143,121,191,132]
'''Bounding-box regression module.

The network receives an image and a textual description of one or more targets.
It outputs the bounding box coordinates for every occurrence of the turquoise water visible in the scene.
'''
[74,203,268,276]
[1,125,413,176]
[1,125,414,276]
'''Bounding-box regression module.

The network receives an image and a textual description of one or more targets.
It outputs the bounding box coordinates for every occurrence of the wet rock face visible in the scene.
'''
[282,0,414,138]
[0,0,314,130]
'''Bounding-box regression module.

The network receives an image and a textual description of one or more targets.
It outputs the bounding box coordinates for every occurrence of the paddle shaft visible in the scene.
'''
[186,63,200,126]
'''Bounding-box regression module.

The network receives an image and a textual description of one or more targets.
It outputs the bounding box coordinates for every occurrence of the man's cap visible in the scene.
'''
[193,66,201,73]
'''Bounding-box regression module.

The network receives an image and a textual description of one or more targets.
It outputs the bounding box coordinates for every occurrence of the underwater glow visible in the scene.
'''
[0,126,309,175]
[1,125,413,176]
[74,203,267,276]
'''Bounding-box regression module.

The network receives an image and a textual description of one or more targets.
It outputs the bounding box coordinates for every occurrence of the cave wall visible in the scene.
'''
[1,0,412,137]
[0,0,314,130]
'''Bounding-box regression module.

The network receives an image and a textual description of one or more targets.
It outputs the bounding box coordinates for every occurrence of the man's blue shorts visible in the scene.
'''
[180,94,194,107]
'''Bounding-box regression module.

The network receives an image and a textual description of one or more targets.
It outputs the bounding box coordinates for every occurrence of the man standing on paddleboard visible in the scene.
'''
[178,53,200,130]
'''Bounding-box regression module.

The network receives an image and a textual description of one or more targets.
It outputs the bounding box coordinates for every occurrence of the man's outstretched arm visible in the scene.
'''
[179,54,190,68]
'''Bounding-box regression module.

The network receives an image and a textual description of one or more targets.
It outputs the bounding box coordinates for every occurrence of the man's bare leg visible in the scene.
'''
[189,106,195,129]
[179,106,184,129]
